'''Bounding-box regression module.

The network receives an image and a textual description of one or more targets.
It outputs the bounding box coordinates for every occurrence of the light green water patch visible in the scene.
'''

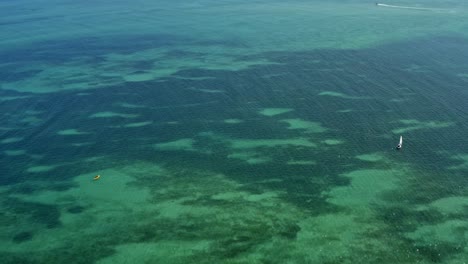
[448,154,468,170]
[292,212,394,263]
[356,152,386,162]
[326,169,401,209]
[150,100,219,110]
[166,121,180,125]
[261,73,287,78]
[16,166,152,209]
[212,190,280,203]
[154,138,197,152]
[228,151,272,164]
[403,64,429,73]
[148,169,298,228]
[20,116,42,125]
[124,121,153,128]
[123,72,155,82]
[421,196,468,215]
[149,172,244,218]
[281,119,328,133]
[148,168,290,218]
[318,91,369,100]
[223,118,244,124]
[24,110,42,115]
[187,87,224,93]
[154,197,217,219]
[57,129,90,135]
[0,95,32,101]
[337,109,354,113]
[98,241,213,264]
[259,108,293,117]
[26,164,60,173]
[71,142,93,147]
[67,167,152,209]
[175,52,275,73]
[390,98,411,103]
[83,156,106,162]
[29,154,44,160]
[405,219,467,246]
[322,139,344,145]
[199,131,316,162]
[100,72,122,78]
[3,149,27,156]
[230,138,316,149]
[175,76,216,81]
[199,131,317,150]
[117,102,146,109]
[1,137,23,144]
[89,111,139,119]
[287,160,316,165]
[392,119,454,134]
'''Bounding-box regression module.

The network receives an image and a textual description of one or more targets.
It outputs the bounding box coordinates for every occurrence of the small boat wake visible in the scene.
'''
[376,3,452,12]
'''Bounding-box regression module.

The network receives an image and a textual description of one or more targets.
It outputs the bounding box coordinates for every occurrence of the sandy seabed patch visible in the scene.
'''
[258,108,294,117]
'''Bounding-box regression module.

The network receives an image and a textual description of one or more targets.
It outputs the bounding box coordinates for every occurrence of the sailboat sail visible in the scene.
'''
[396,136,403,150]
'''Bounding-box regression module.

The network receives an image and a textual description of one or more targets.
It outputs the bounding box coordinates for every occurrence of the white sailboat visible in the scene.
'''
[396,136,402,150]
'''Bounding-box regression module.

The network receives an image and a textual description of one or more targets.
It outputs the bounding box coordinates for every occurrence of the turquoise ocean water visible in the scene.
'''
[1,0,468,263]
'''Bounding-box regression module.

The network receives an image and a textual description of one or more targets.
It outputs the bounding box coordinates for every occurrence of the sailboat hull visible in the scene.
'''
[396,136,403,150]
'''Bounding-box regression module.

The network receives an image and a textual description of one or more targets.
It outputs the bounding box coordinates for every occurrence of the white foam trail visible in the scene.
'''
[376,3,449,12]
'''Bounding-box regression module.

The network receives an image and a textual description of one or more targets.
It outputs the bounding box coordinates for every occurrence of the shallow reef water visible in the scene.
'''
[1,0,468,263]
